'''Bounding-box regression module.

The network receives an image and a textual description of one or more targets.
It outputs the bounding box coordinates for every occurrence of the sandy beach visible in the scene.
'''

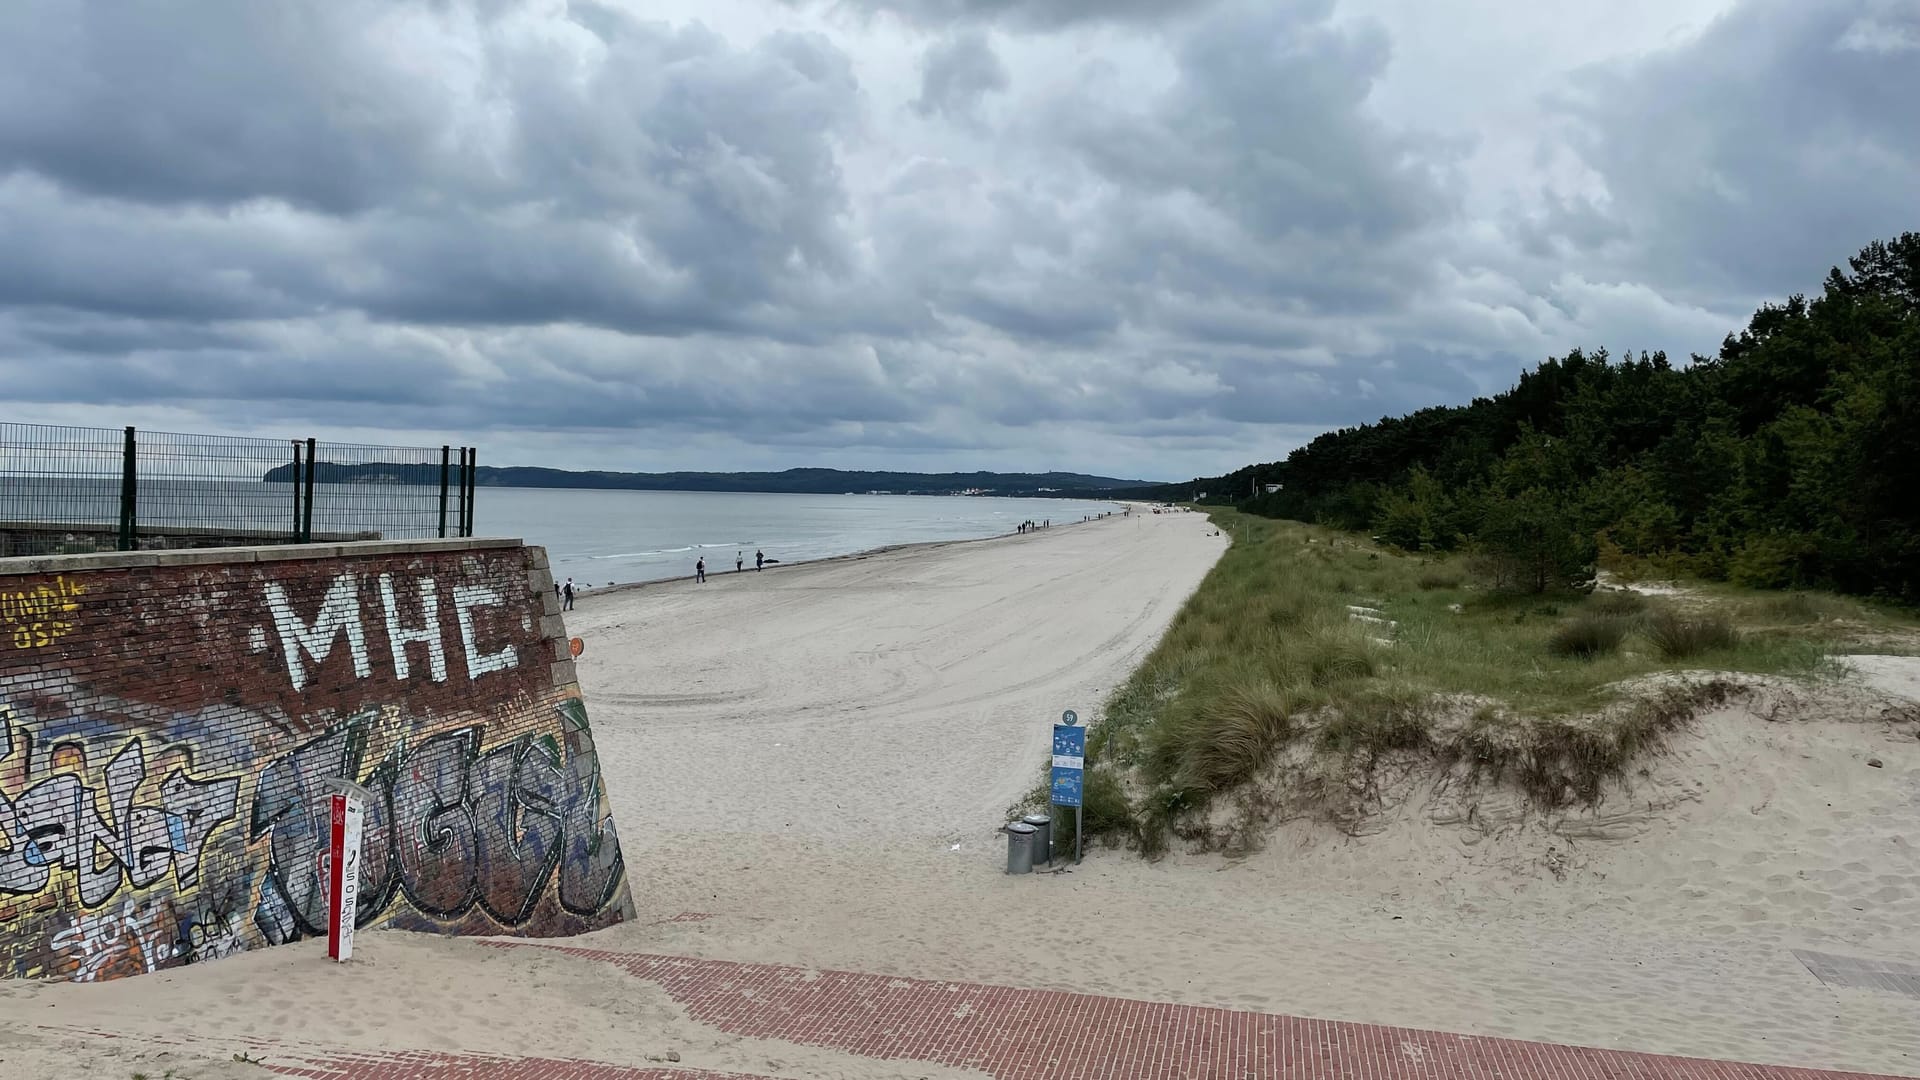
[572,511,1223,844]
[5,508,1919,1077]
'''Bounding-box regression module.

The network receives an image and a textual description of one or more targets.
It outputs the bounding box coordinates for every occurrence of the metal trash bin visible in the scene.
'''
[1023,813,1052,865]
[1004,821,1037,875]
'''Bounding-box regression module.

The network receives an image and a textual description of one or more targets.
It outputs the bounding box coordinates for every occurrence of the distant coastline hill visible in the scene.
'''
[260,462,1159,497]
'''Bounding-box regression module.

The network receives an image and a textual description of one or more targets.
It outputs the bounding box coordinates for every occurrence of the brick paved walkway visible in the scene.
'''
[382,942,1888,1080]
[268,1051,776,1079]
[50,943,1911,1080]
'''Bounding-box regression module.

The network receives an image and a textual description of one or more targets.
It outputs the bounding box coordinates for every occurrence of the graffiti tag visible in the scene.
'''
[48,902,173,982]
[0,709,242,908]
[2,575,84,650]
[264,573,518,691]
[249,697,623,945]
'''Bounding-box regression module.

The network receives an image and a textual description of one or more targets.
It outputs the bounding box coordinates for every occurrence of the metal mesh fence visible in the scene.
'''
[0,422,474,556]
[298,440,469,543]
[0,424,129,555]
[133,429,307,544]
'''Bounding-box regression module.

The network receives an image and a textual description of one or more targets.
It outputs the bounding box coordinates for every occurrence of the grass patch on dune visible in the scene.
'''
[1056,510,1913,856]
[1547,615,1628,659]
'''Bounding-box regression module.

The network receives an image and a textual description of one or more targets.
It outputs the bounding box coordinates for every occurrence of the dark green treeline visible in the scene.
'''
[1209,234,1920,601]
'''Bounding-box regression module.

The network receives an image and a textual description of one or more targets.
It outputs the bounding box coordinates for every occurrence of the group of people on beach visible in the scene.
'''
[695,549,764,583]
[556,509,1129,601]
[555,548,767,604]
[560,508,1125,603]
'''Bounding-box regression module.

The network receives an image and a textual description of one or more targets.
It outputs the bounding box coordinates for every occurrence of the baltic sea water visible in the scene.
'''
[477,488,1123,589]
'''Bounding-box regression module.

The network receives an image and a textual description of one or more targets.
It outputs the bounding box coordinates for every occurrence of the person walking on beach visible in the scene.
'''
[737,551,744,573]
[562,578,575,611]
[696,558,706,584]
[755,549,764,571]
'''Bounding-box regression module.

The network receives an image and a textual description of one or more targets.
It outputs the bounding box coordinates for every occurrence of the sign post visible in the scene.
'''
[1050,710,1085,865]
[326,780,370,962]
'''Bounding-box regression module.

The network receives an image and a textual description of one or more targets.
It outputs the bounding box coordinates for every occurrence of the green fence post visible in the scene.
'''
[117,426,137,551]
[302,437,317,543]
[438,445,451,539]
[290,441,303,542]
[462,447,477,537]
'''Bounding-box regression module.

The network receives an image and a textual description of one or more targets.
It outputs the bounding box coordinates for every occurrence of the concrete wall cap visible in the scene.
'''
[0,537,528,574]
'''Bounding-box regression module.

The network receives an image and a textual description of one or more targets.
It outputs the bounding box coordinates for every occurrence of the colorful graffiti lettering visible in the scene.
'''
[2,575,84,650]
[47,902,174,982]
[0,704,242,908]
[248,697,623,945]
[179,908,246,965]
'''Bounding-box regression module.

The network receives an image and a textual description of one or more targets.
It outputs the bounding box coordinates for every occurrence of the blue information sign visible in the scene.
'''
[1050,723,1085,808]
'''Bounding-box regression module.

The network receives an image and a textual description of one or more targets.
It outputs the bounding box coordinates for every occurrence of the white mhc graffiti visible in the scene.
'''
[263,573,520,691]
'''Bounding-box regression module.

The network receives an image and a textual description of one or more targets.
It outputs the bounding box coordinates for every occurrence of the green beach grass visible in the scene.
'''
[1025,509,1917,858]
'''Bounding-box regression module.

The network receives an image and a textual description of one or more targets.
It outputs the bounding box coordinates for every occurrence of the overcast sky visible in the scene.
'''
[0,0,1914,480]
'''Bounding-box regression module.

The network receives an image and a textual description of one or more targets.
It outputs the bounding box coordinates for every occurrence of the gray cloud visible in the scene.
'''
[1054,0,1458,243]
[913,31,1010,123]
[1536,0,1920,303]
[0,1,869,341]
[784,0,1222,30]
[0,0,1912,479]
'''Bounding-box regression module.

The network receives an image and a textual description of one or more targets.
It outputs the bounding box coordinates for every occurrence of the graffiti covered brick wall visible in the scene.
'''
[0,540,633,981]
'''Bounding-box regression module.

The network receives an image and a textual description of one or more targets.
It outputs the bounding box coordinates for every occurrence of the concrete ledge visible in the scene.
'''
[345,537,524,557]
[104,547,262,567]
[2,552,162,574]
[253,545,347,563]
[0,537,529,576]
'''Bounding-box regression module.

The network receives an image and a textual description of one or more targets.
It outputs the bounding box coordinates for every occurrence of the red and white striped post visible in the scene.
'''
[326,782,368,962]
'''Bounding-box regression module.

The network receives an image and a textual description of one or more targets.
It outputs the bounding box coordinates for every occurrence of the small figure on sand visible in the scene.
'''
[756,549,765,571]
[695,558,707,584]
[737,551,744,573]
[562,578,575,611]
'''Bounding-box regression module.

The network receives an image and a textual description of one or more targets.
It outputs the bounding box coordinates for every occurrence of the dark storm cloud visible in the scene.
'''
[1538,0,1920,302]
[873,0,1461,372]
[0,1,867,340]
[913,31,1010,122]
[1047,0,1458,244]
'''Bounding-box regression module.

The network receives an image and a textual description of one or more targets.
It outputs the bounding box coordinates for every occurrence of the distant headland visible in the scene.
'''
[259,462,1159,497]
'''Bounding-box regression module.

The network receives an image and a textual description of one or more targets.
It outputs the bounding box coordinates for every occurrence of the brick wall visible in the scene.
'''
[0,540,634,982]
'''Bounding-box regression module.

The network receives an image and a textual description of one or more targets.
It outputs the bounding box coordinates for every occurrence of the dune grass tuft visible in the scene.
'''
[1586,590,1648,617]
[1644,610,1739,659]
[1547,615,1628,659]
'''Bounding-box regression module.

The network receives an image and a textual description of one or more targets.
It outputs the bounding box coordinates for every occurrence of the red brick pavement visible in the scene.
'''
[445,942,1908,1080]
[43,945,1913,1080]
[266,1050,778,1079]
